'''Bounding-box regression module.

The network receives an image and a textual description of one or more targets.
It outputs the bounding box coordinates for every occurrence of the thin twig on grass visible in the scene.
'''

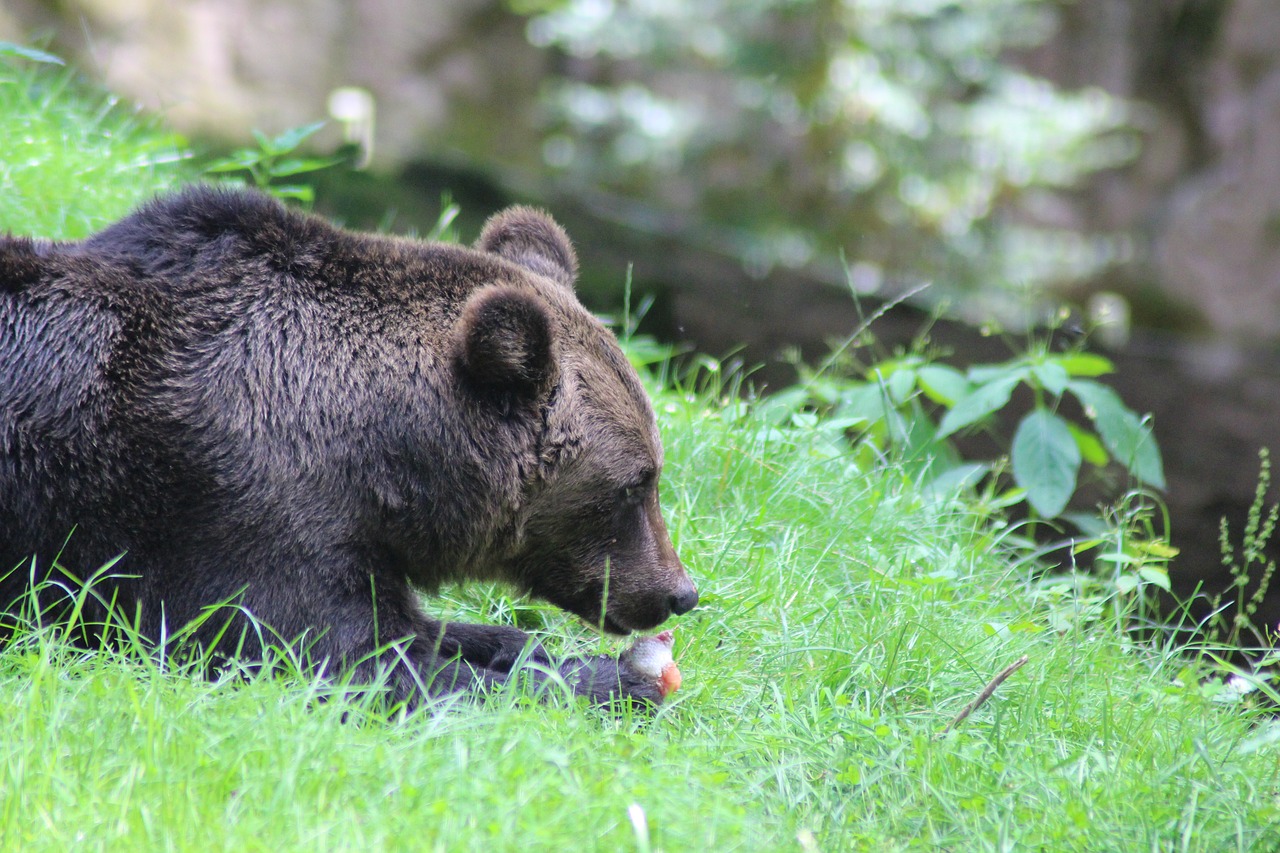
[941,655,1029,736]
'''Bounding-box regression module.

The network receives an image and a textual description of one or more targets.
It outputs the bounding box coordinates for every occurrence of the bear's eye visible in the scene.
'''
[619,474,653,505]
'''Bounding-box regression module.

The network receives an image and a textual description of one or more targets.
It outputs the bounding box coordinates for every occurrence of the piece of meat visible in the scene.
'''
[621,629,683,698]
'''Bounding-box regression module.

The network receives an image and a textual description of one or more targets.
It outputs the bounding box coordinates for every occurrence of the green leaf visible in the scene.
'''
[917,364,970,406]
[791,411,819,429]
[1139,540,1179,559]
[268,121,327,154]
[1071,537,1106,555]
[205,150,262,172]
[1031,362,1069,396]
[265,156,344,178]
[1061,511,1111,538]
[835,384,891,424]
[1011,409,1081,517]
[983,621,1012,638]
[936,375,1020,439]
[1114,574,1140,594]
[426,202,462,242]
[267,184,316,203]
[1067,380,1166,488]
[1056,352,1114,377]
[1066,421,1109,467]
[756,387,812,426]
[967,362,1028,385]
[0,42,65,65]
[251,128,275,154]
[923,462,989,497]
[1138,566,1171,591]
[880,366,921,404]
[987,487,1028,510]
[816,415,869,434]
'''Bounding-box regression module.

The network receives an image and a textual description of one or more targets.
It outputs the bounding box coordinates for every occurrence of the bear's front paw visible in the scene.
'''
[438,622,550,673]
[476,625,545,671]
[557,654,667,708]
[487,635,551,673]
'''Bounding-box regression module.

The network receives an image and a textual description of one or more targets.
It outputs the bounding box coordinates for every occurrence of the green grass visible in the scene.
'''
[0,54,187,239]
[3,54,1280,852]
[4,392,1279,850]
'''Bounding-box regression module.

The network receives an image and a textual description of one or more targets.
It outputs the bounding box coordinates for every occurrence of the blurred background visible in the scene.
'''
[3,0,1278,627]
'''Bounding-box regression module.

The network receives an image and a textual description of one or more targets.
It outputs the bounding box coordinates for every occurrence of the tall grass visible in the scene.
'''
[2,53,1279,851]
[4,384,1278,850]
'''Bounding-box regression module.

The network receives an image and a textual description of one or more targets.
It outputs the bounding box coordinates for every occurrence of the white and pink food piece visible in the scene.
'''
[621,629,683,698]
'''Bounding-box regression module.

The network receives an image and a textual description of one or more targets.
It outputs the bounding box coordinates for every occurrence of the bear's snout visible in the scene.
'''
[605,566,698,633]
[669,582,699,616]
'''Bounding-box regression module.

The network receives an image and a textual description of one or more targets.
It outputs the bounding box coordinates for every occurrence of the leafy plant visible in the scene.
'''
[777,329,1164,526]
[203,122,341,205]
[1035,490,1176,635]
[935,348,1165,518]
[1208,448,1280,649]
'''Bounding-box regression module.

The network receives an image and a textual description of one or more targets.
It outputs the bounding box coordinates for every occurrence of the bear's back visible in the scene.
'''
[83,186,518,317]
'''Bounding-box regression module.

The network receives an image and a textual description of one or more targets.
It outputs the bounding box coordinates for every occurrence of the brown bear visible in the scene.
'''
[0,185,697,708]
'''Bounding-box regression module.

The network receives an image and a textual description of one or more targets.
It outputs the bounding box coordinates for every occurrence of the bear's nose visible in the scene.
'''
[669,585,699,616]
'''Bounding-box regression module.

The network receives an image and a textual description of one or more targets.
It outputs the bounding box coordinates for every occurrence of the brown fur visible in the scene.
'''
[0,186,696,708]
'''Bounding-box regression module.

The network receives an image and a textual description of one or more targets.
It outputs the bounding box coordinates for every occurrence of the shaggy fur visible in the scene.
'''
[0,186,697,707]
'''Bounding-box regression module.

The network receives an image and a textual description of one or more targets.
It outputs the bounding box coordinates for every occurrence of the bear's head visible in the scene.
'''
[455,207,698,634]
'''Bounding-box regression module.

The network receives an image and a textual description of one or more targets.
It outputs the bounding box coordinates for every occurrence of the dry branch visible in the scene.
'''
[941,655,1029,736]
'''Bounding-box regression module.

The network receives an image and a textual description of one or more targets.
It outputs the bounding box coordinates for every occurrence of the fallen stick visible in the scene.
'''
[941,655,1029,736]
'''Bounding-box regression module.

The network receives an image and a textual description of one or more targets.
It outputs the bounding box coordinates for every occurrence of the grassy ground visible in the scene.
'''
[3,55,1280,852]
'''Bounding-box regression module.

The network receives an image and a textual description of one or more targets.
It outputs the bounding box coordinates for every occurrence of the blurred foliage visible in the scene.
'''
[203,122,343,206]
[510,0,1136,318]
[0,43,188,239]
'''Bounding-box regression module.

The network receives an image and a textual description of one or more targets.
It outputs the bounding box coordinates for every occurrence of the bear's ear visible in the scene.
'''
[456,285,557,399]
[475,206,578,289]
